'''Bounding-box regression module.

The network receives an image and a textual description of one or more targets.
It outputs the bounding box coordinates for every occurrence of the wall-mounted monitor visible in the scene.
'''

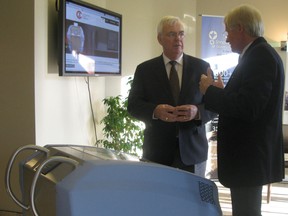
[58,0,122,76]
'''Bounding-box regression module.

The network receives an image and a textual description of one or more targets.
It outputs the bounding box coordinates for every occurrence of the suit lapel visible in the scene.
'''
[181,54,189,89]
[179,54,193,102]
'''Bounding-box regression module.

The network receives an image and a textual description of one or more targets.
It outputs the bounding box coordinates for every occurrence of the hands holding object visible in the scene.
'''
[154,104,198,122]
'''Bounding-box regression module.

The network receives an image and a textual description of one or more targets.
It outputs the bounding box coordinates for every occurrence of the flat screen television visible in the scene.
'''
[58,0,122,76]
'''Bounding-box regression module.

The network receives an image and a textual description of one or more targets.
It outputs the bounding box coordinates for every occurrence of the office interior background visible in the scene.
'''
[1,0,288,212]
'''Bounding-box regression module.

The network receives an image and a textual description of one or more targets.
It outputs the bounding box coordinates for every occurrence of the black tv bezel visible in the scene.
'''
[58,0,122,77]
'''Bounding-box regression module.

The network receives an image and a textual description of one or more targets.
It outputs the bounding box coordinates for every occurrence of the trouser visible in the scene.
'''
[230,185,263,216]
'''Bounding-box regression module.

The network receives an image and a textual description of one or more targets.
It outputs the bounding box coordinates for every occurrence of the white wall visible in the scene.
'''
[35,0,197,147]
[35,0,107,147]
[107,0,197,75]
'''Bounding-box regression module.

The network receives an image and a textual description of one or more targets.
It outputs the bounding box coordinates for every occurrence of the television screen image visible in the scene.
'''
[58,0,122,76]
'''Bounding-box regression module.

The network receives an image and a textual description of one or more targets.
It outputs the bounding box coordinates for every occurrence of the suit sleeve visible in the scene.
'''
[127,66,157,123]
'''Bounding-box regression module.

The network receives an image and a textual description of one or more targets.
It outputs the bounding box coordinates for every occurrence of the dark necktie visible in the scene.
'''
[169,61,180,104]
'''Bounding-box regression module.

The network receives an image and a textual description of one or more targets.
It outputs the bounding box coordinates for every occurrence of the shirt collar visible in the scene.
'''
[163,53,183,66]
[239,41,253,59]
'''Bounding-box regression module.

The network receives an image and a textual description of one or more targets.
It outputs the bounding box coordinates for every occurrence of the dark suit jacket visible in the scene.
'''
[204,37,285,187]
[128,53,216,166]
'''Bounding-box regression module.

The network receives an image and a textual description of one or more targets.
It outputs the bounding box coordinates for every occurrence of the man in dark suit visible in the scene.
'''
[128,16,215,177]
[199,5,285,216]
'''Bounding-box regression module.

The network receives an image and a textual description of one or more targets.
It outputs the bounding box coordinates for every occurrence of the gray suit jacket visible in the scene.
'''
[128,53,216,166]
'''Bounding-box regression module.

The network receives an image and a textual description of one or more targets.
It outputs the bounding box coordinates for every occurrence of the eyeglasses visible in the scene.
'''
[166,31,185,39]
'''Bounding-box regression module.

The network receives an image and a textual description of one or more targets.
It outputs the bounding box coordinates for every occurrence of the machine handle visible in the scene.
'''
[30,156,79,216]
[5,145,50,210]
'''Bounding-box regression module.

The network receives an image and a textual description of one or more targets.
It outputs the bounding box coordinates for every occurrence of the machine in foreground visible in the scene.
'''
[6,144,222,216]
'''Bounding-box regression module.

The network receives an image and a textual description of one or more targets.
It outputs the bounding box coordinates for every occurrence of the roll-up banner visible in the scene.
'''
[201,15,238,85]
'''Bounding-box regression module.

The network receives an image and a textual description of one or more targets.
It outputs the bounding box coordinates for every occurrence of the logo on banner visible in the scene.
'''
[209,30,217,47]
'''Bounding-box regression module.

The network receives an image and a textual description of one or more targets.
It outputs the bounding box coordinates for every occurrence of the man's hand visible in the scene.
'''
[154,104,200,122]
[214,74,224,89]
[199,68,224,95]
[175,105,198,122]
[153,104,177,122]
[199,67,214,95]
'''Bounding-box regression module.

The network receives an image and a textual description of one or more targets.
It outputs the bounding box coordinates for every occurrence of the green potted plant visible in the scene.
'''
[97,78,144,157]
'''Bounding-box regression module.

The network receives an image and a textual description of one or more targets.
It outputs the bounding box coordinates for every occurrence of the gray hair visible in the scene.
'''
[224,4,264,37]
[157,16,186,35]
